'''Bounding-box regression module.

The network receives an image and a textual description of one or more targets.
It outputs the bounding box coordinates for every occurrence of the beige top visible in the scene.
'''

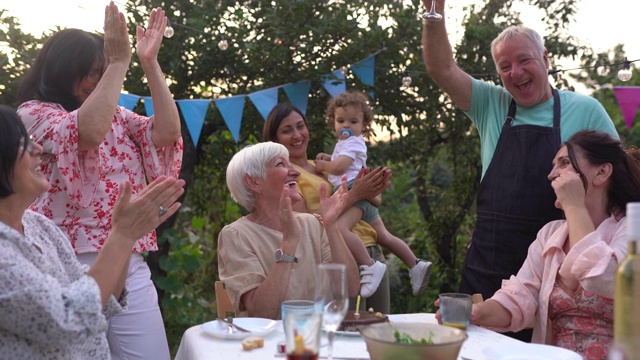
[217,213,331,318]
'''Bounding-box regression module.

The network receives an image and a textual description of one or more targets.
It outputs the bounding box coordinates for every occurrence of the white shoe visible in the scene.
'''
[410,259,432,296]
[359,261,387,298]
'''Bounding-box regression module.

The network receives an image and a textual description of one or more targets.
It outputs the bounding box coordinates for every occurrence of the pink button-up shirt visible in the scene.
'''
[18,101,183,254]
[489,215,627,344]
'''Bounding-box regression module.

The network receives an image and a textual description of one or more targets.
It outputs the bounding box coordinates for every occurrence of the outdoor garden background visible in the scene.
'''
[2,0,639,355]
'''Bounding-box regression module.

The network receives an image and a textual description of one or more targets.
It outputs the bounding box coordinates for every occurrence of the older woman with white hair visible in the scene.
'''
[218,142,359,319]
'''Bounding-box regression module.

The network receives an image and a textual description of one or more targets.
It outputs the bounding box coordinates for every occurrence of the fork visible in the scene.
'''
[219,317,251,333]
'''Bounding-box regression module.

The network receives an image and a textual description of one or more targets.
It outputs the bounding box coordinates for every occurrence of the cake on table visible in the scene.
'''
[338,310,389,332]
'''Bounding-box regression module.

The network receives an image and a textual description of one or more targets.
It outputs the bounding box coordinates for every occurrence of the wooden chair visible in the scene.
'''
[472,293,484,304]
[215,281,236,319]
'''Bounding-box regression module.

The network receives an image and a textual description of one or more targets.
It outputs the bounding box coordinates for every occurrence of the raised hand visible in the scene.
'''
[551,172,586,211]
[317,175,348,226]
[280,185,301,246]
[103,1,131,66]
[136,7,167,62]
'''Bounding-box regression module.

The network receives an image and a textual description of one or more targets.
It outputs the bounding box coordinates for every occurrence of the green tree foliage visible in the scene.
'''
[2,0,600,354]
[0,10,44,107]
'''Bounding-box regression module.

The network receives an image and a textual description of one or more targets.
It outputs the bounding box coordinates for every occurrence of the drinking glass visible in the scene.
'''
[421,0,443,21]
[315,264,348,360]
[439,293,473,330]
[283,306,323,360]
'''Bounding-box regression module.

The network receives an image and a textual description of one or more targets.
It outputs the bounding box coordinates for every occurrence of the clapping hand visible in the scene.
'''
[280,185,301,247]
[103,1,131,66]
[110,176,185,244]
[136,7,167,62]
[316,175,348,226]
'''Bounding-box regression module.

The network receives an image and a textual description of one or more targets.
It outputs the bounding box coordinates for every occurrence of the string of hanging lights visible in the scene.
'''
[548,57,638,82]
[115,1,638,86]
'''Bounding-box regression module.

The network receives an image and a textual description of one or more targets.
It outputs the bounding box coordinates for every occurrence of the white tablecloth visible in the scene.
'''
[174,313,522,360]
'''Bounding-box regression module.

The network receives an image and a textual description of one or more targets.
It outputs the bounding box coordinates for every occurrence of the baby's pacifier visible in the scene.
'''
[339,129,353,139]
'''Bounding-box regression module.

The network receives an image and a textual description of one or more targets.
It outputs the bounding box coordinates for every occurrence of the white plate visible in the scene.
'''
[484,343,583,360]
[201,318,278,340]
[333,329,361,337]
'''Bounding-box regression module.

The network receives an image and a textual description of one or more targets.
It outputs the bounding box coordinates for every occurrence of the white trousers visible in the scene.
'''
[78,252,171,360]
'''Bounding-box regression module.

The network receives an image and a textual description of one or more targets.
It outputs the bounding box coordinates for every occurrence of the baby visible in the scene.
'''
[315,90,432,298]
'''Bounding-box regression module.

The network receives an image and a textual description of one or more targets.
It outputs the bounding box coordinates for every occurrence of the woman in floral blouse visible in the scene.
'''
[438,131,640,360]
[15,2,182,359]
[0,105,185,359]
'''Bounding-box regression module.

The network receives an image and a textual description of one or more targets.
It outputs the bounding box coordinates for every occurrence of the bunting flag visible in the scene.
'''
[120,52,379,145]
[214,95,246,143]
[143,97,154,117]
[248,87,279,120]
[118,93,141,110]
[283,80,311,115]
[614,86,640,130]
[322,69,346,98]
[176,100,211,146]
[352,55,375,86]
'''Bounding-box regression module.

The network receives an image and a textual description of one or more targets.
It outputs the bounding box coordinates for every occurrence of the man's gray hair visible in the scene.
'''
[490,25,545,65]
[226,142,289,212]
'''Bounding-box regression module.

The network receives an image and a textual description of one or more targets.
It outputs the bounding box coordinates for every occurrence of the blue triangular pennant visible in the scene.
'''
[118,93,141,110]
[352,55,375,87]
[282,81,311,115]
[142,97,154,117]
[322,70,346,98]
[214,96,246,143]
[176,99,211,146]
[248,87,279,120]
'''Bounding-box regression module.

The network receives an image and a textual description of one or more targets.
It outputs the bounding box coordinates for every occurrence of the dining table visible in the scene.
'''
[174,313,524,360]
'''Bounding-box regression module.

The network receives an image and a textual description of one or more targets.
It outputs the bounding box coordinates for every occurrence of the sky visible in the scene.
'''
[2,0,638,90]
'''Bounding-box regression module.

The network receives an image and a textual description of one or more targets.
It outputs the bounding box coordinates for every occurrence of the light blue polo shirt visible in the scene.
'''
[465,77,619,178]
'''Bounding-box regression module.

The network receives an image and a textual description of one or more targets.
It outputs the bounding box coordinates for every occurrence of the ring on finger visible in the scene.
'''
[159,205,168,217]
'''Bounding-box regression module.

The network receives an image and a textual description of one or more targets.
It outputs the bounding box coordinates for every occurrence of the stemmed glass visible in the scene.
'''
[421,0,443,21]
[315,263,348,360]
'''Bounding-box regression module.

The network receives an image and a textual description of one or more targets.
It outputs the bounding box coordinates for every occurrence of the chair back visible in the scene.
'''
[472,293,484,304]
[215,280,236,319]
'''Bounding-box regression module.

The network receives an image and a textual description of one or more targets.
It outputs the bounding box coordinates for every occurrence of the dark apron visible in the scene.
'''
[460,90,564,340]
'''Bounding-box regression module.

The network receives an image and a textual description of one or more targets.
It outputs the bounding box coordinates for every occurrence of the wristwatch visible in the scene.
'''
[275,248,298,263]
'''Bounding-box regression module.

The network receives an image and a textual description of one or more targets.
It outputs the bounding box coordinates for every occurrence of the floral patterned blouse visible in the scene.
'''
[0,210,126,359]
[549,279,613,360]
[17,101,183,254]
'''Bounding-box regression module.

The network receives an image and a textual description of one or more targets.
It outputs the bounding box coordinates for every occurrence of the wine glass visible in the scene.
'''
[421,0,443,21]
[315,263,348,360]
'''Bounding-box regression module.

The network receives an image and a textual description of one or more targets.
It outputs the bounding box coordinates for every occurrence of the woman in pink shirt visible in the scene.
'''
[441,131,640,360]
[16,2,182,359]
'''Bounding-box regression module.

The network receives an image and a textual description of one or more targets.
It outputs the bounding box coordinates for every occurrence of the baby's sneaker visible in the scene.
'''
[359,260,387,298]
[410,259,432,296]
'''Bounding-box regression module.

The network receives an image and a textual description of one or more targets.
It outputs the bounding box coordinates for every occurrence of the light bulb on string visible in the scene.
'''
[340,65,349,76]
[274,37,282,45]
[401,71,412,87]
[218,38,229,51]
[163,20,174,38]
[617,58,632,82]
[484,74,494,85]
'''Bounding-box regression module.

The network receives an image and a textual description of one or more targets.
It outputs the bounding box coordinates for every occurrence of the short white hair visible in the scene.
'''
[226,142,289,212]
[490,25,545,66]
